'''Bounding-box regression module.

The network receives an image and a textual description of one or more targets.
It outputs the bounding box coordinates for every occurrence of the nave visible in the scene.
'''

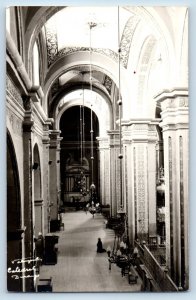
[39,211,142,292]
[6,6,189,292]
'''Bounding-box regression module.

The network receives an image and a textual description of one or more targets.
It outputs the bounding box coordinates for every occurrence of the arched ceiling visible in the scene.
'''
[20,6,182,119]
[38,7,142,115]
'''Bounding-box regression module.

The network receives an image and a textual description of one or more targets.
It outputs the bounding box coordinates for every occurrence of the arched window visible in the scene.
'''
[32,42,40,86]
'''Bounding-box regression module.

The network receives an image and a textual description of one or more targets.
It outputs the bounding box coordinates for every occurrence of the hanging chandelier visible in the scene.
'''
[117,6,124,214]
[79,81,87,197]
[88,20,97,202]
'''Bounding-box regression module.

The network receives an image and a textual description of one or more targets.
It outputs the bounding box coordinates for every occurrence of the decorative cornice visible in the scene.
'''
[154,87,188,102]
[155,88,189,112]
[50,46,119,67]
[121,118,161,126]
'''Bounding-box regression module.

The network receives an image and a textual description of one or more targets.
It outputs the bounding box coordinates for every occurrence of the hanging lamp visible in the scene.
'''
[88,21,97,203]
[79,81,87,197]
[117,6,124,214]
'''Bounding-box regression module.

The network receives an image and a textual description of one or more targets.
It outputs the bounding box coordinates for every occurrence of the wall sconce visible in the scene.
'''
[32,162,39,170]
[49,160,52,165]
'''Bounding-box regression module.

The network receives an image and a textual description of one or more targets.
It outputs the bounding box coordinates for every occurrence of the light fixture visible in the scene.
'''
[88,20,97,203]
[117,6,123,212]
[79,80,87,197]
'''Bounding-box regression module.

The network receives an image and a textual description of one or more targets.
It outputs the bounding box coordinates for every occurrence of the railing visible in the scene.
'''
[147,244,166,266]
[135,241,178,291]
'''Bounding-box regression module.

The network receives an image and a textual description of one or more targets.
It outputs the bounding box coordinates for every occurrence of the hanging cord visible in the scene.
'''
[82,85,85,159]
[118,6,123,209]
[80,104,83,169]
[89,22,96,185]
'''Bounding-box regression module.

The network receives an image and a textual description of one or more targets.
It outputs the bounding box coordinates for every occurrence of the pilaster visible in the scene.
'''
[107,131,121,217]
[97,137,110,206]
[42,123,50,234]
[122,120,158,245]
[22,97,34,291]
[155,88,189,289]
[49,130,62,222]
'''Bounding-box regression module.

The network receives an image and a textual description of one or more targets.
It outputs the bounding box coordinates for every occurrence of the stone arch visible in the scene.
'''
[24,6,65,72]
[57,96,110,137]
[43,51,131,116]
[7,130,22,291]
[52,84,113,135]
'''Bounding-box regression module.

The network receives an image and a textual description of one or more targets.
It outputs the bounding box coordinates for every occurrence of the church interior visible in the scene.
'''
[6,6,189,292]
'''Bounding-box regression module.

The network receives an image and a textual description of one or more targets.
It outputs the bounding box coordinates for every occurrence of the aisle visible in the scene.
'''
[39,211,142,292]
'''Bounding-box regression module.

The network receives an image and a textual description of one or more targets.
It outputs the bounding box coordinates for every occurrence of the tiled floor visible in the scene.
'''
[39,210,142,292]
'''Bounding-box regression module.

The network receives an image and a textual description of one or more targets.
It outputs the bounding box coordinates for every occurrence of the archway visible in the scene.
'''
[7,132,22,291]
[60,106,99,208]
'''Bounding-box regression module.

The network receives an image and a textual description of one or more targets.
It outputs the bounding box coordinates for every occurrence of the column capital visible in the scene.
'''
[121,120,159,143]
[154,88,189,131]
[49,130,63,149]
[107,130,120,147]
[97,136,109,150]
[23,111,34,133]
[154,87,188,111]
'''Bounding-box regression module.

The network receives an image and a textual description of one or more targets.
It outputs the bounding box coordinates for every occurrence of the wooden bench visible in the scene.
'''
[37,277,52,292]
[128,272,138,284]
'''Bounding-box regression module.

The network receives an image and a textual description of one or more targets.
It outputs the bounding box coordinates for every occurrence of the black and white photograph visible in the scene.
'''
[6,5,189,293]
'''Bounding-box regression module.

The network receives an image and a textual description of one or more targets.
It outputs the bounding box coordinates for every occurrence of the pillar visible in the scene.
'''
[42,124,50,234]
[22,97,35,291]
[97,137,110,206]
[107,131,121,217]
[122,121,158,245]
[49,130,62,223]
[155,88,189,289]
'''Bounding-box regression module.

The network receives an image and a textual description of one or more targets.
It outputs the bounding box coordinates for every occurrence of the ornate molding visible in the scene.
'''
[6,76,23,108]
[7,109,23,136]
[159,96,188,111]
[154,88,188,109]
[103,75,113,95]
[45,23,58,67]
[45,13,140,69]
[51,46,118,67]
[120,15,140,68]
[137,145,146,235]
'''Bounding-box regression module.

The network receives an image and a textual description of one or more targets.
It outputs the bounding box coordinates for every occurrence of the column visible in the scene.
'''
[49,130,62,224]
[22,98,35,291]
[122,121,158,245]
[108,131,121,217]
[155,88,189,289]
[97,137,110,206]
[42,124,50,234]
